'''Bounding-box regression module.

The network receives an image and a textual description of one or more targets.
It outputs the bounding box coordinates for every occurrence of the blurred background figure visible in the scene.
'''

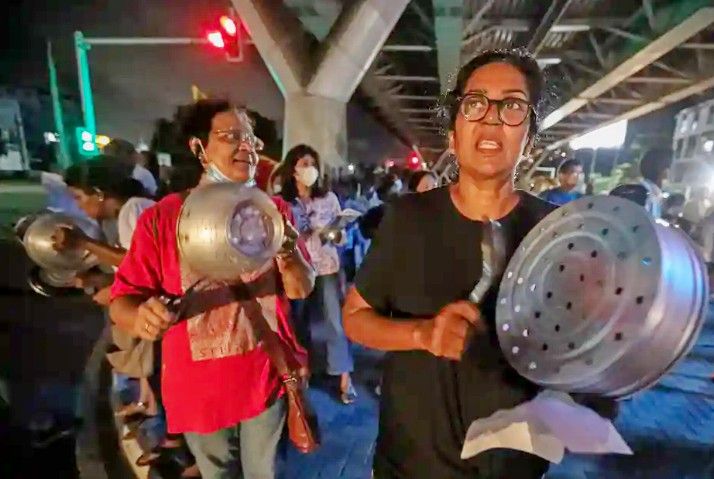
[662,192,686,224]
[280,144,356,404]
[358,173,404,241]
[103,138,159,197]
[609,148,672,219]
[540,158,584,206]
[683,186,711,226]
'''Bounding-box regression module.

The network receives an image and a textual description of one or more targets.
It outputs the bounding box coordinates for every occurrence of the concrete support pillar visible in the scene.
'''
[233,0,409,167]
[284,94,347,167]
[433,0,464,94]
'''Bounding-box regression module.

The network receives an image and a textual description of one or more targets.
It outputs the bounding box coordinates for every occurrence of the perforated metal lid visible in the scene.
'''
[496,195,707,397]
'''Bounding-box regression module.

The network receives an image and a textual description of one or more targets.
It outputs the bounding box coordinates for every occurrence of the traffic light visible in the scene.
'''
[407,153,420,169]
[206,13,242,62]
[75,126,98,157]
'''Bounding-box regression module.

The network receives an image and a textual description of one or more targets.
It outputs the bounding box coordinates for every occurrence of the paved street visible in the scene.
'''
[282,315,714,479]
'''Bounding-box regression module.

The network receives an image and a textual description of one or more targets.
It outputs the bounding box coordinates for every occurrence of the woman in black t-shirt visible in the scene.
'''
[343,48,557,478]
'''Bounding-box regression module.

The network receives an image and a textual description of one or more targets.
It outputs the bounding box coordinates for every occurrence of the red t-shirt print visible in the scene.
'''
[111,191,309,434]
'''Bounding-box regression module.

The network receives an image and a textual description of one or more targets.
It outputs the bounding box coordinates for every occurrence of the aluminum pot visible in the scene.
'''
[176,183,285,281]
[19,212,102,294]
[496,195,708,398]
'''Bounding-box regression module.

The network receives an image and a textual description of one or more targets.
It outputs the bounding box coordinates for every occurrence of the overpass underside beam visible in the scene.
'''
[233,0,409,167]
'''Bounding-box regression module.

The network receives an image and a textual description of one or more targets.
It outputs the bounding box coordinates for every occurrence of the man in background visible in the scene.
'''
[103,139,158,197]
[611,147,672,219]
[540,158,584,206]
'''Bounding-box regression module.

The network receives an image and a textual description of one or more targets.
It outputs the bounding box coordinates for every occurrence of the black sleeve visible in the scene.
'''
[354,202,398,313]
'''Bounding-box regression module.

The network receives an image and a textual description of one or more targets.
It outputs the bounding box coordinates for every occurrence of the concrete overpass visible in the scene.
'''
[231,0,714,168]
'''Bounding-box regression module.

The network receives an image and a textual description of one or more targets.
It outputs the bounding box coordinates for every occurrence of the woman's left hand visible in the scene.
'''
[51,225,87,252]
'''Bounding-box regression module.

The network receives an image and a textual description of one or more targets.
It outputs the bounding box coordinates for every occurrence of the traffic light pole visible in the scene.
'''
[72,32,212,155]
[74,32,97,139]
[47,41,71,168]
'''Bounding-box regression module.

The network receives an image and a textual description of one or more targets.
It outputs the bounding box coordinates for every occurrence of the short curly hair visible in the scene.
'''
[177,99,233,144]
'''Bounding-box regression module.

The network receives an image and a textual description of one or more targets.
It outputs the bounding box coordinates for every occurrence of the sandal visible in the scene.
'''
[135,450,161,467]
[115,401,148,418]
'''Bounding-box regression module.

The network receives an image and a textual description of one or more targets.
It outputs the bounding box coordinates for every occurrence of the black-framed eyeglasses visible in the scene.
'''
[458,93,533,126]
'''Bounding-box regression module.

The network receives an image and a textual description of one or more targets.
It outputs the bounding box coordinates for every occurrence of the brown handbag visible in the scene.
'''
[237,289,320,454]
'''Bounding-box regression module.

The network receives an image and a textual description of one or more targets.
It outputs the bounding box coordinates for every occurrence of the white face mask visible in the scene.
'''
[295,166,319,187]
[198,140,256,187]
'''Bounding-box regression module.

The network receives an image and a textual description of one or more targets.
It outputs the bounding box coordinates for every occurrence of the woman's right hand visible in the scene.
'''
[133,297,174,341]
[414,301,482,360]
[51,225,87,252]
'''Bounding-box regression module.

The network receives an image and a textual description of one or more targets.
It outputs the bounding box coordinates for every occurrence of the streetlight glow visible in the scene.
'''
[569,120,628,150]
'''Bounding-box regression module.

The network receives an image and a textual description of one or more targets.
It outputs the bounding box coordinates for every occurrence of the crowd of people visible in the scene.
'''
[30,46,713,479]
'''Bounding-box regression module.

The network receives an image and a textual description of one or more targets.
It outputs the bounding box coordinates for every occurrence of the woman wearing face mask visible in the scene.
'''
[343,48,615,478]
[281,144,356,404]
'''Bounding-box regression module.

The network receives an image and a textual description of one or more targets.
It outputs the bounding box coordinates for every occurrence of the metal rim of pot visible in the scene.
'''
[21,212,101,277]
[496,195,708,398]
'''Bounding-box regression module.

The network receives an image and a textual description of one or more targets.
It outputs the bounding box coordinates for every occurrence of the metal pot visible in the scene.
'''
[176,183,285,281]
[496,195,708,398]
[18,212,102,294]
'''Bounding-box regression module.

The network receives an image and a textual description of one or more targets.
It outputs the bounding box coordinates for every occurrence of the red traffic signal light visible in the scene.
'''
[407,153,421,169]
[206,31,225,49]
[205,14,242,62]
[219,15,237,36]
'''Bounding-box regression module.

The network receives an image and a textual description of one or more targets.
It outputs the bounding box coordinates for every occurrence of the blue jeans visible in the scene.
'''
[184,398,286,479]
[303,273,354,376]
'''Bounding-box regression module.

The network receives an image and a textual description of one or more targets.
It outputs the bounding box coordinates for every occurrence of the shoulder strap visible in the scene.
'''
[229,282,294,377]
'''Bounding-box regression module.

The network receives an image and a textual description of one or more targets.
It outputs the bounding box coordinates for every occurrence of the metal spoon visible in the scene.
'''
[469,219,507,304]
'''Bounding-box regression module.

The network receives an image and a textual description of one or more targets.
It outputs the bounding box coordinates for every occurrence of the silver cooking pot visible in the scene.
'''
[17,212,102,295]
[177,183,285,281]
[496,195,708,398]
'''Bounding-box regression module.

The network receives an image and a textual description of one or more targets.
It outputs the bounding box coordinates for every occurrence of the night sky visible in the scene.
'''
[1,0,410,163]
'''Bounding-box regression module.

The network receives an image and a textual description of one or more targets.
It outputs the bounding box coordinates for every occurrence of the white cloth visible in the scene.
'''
[117,197,156,249]
[132,164,158,197]
[461,390,632,464]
